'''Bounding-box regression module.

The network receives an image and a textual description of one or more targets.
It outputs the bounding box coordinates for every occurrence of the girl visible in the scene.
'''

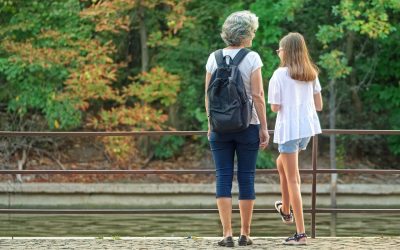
[268,32,323,245]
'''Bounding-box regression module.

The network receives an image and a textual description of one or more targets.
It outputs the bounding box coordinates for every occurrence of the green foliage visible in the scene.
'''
[152,0,238,130]
[256,151,275,169]
[251,0,308,77]
[316,0,400,157]
[44,99,82,130]
[363,84,400,155]
[1,0,400,163]
[0,0,88,129]
[332,0,397,39]
[147,31,180,47]
[317,0,399,80]
[336,139,346,169]
[126,67,180,106]
[153,136,185,159]
[319,50,352,79]
[317,25,344,47]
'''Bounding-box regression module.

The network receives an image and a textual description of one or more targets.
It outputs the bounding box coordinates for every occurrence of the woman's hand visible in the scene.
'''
[207,127,211,141]
[259,129,270,149]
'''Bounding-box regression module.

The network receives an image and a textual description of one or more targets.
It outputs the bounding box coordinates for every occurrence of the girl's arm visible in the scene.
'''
[314,92,323,111]
[270,104,280,112]
[267,72,281,113]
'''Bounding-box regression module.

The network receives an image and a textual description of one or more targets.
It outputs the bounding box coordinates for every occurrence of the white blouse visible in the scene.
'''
[268,67,322,144]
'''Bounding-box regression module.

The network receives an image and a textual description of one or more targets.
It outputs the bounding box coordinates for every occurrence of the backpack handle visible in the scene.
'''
[215,49,225,67]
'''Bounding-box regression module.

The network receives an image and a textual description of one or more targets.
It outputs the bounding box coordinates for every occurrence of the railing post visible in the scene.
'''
[311,135,318,238]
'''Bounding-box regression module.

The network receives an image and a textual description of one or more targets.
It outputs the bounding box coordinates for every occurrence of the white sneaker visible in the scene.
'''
[282,232,307,245]
[274,200,294,224]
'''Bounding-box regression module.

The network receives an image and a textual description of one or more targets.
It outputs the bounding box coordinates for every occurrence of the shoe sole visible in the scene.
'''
[238,242,252,246]
[218,242,234,247]
[282,241,307,245]
[274,201,294,224]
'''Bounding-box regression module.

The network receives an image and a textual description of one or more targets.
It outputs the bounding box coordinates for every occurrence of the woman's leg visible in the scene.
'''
[217,198,233,237]
[236,125,259,237]
[238,200,254,236]
[277,155,290,214]
[210,139,235,237]
[281,152,305,234]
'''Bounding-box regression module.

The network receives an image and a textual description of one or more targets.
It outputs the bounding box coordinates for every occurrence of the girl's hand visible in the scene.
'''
[207,128,211,141]
[259,129,270,149]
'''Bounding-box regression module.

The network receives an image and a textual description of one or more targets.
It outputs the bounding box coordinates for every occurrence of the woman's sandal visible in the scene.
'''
[283,232,307,245]
[274,201,294,224]
[218,236,234,247]
[238,235,253,246]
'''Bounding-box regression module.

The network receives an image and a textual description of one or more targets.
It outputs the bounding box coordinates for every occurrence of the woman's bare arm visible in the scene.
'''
[250,68,268,130]
[205,72,212,138]
[250,68,269,148]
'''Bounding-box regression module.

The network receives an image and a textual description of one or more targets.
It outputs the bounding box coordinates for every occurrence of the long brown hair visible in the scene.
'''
[279,32,319,82]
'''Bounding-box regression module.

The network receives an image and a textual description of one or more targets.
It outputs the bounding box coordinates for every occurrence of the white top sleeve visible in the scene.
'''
[251,52,263,73]
[205,53,216,73]
[267,73,281,104]
[313,76,322,93]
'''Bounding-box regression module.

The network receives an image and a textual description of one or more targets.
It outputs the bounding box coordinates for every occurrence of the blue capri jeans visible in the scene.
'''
[209,124,260,200]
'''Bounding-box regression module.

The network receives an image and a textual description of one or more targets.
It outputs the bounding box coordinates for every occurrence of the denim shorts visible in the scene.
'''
[278,137,311,153]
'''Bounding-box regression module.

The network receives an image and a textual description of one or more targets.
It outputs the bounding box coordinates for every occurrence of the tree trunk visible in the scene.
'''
[138,3,149,72]
[168,104,181,129]
[329,78,337,237]
[346,32,362,113]
[137,2,152,160]
[16,148,27,183]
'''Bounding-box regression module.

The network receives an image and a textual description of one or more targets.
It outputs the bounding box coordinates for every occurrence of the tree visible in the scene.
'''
[316,0,400,234]
[0,0,187,166]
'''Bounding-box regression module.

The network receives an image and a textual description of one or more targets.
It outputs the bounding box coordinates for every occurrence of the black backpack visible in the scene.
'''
[207,48,252,133]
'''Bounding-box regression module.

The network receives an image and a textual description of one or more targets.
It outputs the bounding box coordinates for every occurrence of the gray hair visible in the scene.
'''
[221,10,259,46]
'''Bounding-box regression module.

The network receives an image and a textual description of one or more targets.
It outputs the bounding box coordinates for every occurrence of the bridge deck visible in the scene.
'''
[1,237,399,249]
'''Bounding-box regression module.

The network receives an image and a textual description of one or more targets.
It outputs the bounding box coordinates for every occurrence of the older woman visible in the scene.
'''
[205,10,269,247]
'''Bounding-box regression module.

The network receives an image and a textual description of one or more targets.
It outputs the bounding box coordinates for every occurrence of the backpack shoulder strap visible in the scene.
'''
[214,49,224,67]
[232,48,251,66]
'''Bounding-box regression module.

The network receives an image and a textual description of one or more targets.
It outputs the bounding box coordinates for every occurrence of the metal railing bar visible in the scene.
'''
[0,131,207,137]
[1,129,399,137]
[321,129,400,135]
[314,169,400,174]
[314,208,400,213]
[1,169,399,175]
[2,208,398,215]
[0,208,276,214]
[0,170,217,175]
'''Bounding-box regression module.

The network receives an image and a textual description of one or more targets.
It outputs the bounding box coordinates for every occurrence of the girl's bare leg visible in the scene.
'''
[281,152,305,235]
[277,155,290,214]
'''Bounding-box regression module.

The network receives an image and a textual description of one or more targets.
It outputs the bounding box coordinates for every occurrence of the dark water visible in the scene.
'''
[1,213,399,237]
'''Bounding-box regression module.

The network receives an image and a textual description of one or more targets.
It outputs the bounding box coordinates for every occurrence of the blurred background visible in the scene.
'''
[0,0,399,237]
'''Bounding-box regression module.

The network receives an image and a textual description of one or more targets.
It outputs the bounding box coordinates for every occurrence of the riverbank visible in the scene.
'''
[1,183,399,208]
